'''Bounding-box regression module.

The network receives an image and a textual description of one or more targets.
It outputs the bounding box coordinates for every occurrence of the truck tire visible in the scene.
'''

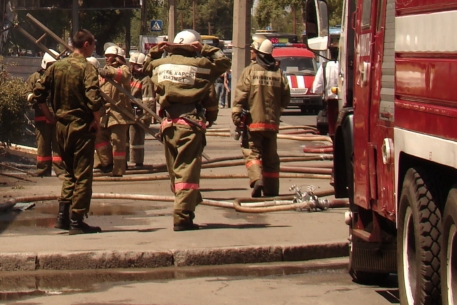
[441,188,457,305]
[398,168,442,305]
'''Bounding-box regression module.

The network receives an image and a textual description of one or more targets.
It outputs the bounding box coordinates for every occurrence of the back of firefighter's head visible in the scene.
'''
[104,46,125,66]
[251,35,273,55]
[329,46,339,61]
[129,51,146,74]
[41,49,59,70]
[173,29,201,44]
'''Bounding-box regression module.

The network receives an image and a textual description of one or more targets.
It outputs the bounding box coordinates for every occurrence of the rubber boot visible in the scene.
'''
[69,212,102,235]
[251,180,264,198]
[54,201,71,230]
[173,210,199,232]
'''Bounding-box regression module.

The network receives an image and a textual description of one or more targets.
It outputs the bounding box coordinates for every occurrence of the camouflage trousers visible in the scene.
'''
[162,123,204,225]
[35,121,65,177]
[241,130,280,196]
[94,124,128,176]
[56,119,96,214]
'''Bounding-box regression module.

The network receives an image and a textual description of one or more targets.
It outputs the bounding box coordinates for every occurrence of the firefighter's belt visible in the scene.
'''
[164,103,197,119]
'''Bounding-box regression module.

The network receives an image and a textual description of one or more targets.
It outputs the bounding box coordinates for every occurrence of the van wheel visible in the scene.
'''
[398,168,442,305]
[441,188,457,305]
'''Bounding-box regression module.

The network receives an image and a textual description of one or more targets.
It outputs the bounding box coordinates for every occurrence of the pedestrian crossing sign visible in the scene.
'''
[150,20,163,32]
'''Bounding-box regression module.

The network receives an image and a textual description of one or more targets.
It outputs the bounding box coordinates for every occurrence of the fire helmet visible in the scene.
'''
[173,29,201,44]
[86,56,100,69]
[251,34,273,55]
[105,46,123,58]
[41,49,59,70]
[129,52,146,65]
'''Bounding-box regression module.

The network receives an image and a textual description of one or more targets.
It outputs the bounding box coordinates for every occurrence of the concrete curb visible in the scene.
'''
[0,241,349,271]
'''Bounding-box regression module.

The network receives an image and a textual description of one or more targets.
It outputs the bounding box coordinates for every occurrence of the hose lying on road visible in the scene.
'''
[232,189,349,213]
[93,173,332,182]
[1,191,348,213]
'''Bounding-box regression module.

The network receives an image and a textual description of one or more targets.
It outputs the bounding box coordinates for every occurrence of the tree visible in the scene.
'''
[255,0,342,35]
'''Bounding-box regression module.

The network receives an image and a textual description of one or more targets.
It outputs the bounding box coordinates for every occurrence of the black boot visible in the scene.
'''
[251,180,264,198]
[54,201,71,230]
[69,212,102,235]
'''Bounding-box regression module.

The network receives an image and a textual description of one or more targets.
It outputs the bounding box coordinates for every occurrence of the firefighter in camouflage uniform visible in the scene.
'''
[143,29,231,231]
[94,46,134,176]
[128,51,155,167]
[24,50,65,177]
[232,35,290,197]
[32,29,102,235]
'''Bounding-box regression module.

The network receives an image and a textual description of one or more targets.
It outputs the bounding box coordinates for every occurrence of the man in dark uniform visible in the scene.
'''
[232,35,290,198]
[143,29,231,231]
[24,50,65,177]
[33,29,102,235]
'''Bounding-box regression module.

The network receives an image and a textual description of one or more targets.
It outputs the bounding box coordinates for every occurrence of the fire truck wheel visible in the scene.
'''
[398,168,442,305]
[441,188,457,305]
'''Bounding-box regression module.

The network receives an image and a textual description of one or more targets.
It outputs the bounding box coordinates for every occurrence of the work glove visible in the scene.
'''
[232,112,242,126]
[98,67,112,78]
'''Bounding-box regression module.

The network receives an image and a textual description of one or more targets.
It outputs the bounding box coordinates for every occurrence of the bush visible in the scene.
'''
[0,62,27,145]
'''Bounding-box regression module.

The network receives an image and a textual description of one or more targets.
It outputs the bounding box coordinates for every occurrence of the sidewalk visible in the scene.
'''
[0,109,348,272]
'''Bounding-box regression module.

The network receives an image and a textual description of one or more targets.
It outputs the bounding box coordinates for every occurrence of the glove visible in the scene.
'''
[232,113,242,126]
[98,67,111,78]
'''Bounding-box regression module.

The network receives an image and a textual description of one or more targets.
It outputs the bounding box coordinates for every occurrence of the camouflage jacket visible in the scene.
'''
[33,52,102,124]
[232,62,290,133]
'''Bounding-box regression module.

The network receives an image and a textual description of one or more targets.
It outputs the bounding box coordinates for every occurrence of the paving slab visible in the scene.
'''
[0,109,348,271]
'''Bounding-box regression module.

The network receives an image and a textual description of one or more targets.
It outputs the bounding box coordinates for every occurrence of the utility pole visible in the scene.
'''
[140,0,148,35]
[168,0,176,41]
[192,1,196,30]
[72,0,79,36]
[208,22,211,35]
[232,0,251,106]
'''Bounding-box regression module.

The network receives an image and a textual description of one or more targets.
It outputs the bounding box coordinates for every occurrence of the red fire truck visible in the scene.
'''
[305,0,456,304]
[272,46,322,114]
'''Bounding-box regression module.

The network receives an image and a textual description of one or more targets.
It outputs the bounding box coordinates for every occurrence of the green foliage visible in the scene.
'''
[255,0,343,35]
[0,59,27,145]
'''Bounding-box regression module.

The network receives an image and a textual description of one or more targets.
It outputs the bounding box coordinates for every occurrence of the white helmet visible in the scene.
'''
[173,29,201,44]
[86,56,100,69]
[105,46,123,57]
[129,52,139,64]
[41,49,59,69]
[129,52,146,65]
[251,34,273,55]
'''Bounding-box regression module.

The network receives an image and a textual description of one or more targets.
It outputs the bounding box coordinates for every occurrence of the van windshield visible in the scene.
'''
[275,56,316,75]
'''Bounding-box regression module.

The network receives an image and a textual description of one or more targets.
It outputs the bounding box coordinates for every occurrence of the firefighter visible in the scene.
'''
[94,46,134,177]
[86,56,100,69]
[32,29,102,235]
[143,29,231,231]
[232,35,290,197]
[24,50,65,177]
[128,52,155,167]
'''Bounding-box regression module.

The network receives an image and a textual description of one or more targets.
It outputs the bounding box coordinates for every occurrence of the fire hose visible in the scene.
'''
[0,189,349,213]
